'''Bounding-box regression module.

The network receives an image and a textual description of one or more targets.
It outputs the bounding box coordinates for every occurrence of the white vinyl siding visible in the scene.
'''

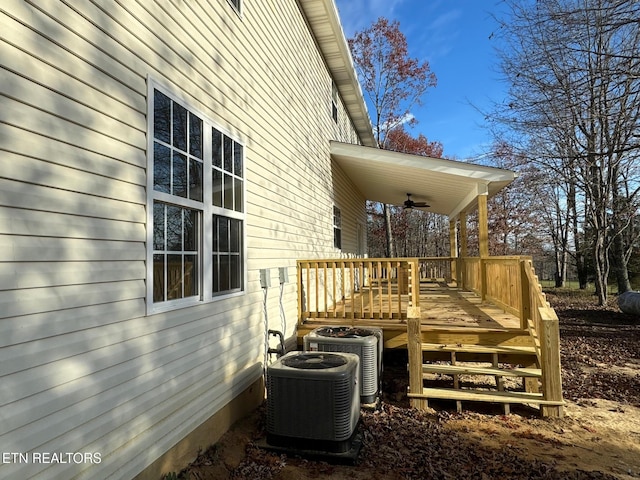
[0,1,366,479]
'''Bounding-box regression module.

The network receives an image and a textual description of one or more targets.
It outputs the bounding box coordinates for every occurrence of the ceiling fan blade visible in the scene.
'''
[403,193,430,209]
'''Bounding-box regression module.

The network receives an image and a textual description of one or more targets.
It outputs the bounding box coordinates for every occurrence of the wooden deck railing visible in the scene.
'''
[455,256,563,417]
[521,259,564,417]
[455,256,532,329]
[417,257,452,282]
[297,258,420,325]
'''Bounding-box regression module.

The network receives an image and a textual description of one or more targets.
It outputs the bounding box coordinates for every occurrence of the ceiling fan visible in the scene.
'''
[403,193,430,210]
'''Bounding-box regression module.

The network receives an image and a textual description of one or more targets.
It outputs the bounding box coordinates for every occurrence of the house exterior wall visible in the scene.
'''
[0,1,366,478]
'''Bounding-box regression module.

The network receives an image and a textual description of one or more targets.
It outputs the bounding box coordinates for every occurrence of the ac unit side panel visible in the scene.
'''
[304,339,378,398]
[304,328,382,402]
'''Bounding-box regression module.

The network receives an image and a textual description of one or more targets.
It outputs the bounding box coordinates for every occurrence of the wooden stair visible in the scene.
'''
[408,342,561,414]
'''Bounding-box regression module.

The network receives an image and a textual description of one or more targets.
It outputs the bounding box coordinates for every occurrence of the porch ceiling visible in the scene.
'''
[331,142,517,218]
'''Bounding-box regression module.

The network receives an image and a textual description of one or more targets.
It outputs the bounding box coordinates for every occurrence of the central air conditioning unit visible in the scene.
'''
[266,351,360,453]
[304,326,383,404]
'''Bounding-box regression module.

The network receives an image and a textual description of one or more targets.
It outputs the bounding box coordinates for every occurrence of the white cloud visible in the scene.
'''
[382,113,415,132]
[335,0,406,36]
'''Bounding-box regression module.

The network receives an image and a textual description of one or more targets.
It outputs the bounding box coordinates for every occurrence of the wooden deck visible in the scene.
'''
[417,281,521,329]
[296,257,564,417]
[297,279,523,346]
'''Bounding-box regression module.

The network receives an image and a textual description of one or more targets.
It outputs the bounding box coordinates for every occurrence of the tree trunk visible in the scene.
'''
[554,248,567,288]
[611,179,633,294]
[576,252,588,290]
[611,229,632,294]
[593,233,609,306]
[568,181,588,289]
[383,203,396,258]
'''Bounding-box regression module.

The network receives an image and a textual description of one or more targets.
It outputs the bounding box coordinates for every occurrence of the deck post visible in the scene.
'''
[459,211,468,257]
[478,193,489,258]
[477,194,489,301]
[449,219,457,283]
[540,306,564,418]
[407,316,428,410]
[519,260,532,330]
[459,212,467,289]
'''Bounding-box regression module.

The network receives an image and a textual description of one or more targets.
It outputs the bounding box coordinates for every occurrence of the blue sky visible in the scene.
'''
[334,0,508,160]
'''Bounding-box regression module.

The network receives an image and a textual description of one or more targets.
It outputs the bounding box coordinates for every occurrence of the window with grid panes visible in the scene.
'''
[149,82,245,312]
[333,206,342,249]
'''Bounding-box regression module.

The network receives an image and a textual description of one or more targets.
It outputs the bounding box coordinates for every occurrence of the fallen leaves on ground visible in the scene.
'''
[178,290,640,480]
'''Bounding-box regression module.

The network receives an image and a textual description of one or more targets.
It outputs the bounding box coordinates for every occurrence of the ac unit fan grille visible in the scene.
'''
[315,326,377,338]
[281,352,347,369]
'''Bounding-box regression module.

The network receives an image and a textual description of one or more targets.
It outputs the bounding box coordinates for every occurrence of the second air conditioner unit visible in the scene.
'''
[304,326,382,404]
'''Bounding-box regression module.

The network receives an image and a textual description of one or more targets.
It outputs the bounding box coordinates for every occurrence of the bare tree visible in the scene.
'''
[491,0,640,304]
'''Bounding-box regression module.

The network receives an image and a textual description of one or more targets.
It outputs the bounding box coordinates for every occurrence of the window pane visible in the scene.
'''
[166,205,183,251]
[212,168,223,207]
[212,214,218,252]
[184,208,198,251]
[212,129,222,168]
[173,151,187,198]
[224,136,233,173]
[234,142,243,177]
[184,254,198,297]
[230,218,240,253]
[234,178,243,212]
[189,158,203,202]
[333,206,341,228]
[153,254,165,302]
[173,103,188,152]
[153,202,165,250]
[230,254,241,289]
[154,90,171,144]
[220,255,230,292]
[212,254,219,293]
[167,254,183,299]
[189,112,203,159]
[154,143,171,193]
[224,174,234,210]
[218,216,229,252]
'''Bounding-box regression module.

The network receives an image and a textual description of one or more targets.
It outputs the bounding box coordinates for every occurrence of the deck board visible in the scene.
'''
[299,281,522,343]
[419,281,520,329]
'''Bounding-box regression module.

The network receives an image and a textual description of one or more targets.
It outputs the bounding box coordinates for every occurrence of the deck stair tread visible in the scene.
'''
[422,364,542,378]
[421,343,536,355]
[408,387,564,406]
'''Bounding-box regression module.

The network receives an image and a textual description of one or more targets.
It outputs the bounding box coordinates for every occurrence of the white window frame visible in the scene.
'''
[331,80,338,123]
[333,206,342,249]
[146,77,246,314]
[227,0,242,16]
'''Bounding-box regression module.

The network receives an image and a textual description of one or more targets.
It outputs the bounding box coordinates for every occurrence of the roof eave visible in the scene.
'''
[298,0,377,147]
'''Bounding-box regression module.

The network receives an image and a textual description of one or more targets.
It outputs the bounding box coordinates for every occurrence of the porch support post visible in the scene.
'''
[478,193,489,258]
[449,218,457,283]
[459,211,468,257]
[478,190,489,301]
[407,316,428,410]
[459,211,467,289]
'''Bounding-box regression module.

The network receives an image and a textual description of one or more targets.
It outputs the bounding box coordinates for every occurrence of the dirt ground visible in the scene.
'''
[176,291,640,480]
